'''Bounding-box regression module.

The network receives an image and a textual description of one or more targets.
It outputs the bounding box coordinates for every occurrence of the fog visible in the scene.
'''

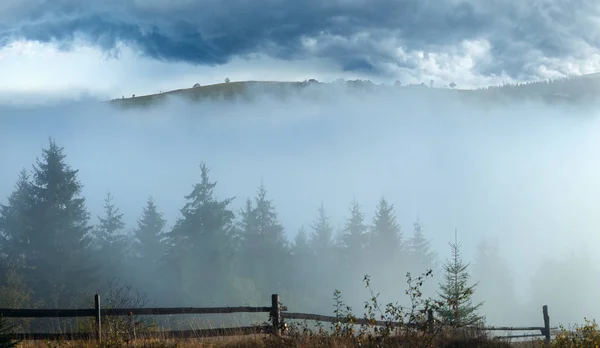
[1,84,600,329]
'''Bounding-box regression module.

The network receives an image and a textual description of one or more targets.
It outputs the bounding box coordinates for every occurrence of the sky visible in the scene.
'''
[2,0,600,101]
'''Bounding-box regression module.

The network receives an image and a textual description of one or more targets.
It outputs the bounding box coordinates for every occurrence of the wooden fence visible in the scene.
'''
[1,294,287,342]
[281,304,556,345]
[1,296,558,346]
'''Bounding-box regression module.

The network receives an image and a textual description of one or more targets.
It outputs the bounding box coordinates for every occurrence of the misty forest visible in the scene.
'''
[0,112,596,335]
[0,136,509,329]
[3,75,600,342]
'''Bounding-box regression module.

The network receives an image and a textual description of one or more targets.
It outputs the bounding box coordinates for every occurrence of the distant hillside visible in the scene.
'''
[107,73,600,108]
[109,80,309,108]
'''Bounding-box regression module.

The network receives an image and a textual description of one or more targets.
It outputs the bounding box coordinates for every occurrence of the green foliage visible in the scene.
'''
[436,231,484,328]
[551,318,600,347]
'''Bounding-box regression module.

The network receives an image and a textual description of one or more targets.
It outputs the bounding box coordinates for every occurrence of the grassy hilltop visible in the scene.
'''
[107,72,600,109]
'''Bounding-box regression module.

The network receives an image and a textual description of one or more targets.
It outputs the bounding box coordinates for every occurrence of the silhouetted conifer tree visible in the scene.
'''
[25,139,96,307]
[165,163,237,305]
[237,183,290,294]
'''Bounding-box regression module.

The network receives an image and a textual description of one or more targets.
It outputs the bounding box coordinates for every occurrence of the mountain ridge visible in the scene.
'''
[108,73,600,108]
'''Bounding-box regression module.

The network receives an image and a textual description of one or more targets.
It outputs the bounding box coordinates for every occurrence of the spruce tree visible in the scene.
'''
[25,139,96,307]
[309,203,333,257]
[130,196,167,302]
[308,204,336,308]
[341,199,368,257]
[166,163,236,304]
[338,199,368,289]
[369,197,402,254]
[407,219,437,273]
[95,191,126,248]
[0,169,35,265]
[436,230,484,327]
[133,196,167,267]
[93,191,128,286]
[237,183,289,294]
[290,226,318,311]
[368,197,403,283]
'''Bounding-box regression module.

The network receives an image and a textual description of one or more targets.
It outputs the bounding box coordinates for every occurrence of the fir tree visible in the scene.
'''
[133,196,167,266]
[24,139,96,307]
[166,163,236,304]
[341,199,368,256]
[368,197,404,282]
[309,203,333,257]
[130,196,168,303]
[369,197,402,256]
[0,169,34,265]
[95,191,126,247]
[407,219,437,273]
[237,183,289,293]
[93,191,129,286]
[436,230,484,327]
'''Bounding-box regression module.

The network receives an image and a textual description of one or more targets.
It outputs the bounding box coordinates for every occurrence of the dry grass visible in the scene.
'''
[13,331,546,348]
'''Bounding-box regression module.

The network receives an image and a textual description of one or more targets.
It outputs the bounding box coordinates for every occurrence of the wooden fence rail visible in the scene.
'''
[1,294,287,342]
[282,305,555,346]
[0,296,558,346]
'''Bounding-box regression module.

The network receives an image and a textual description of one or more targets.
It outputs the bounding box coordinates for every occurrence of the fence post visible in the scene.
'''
[271,294,281,336]
[427,308,434,333]
[94,294,101,343]
[543,305,550,346]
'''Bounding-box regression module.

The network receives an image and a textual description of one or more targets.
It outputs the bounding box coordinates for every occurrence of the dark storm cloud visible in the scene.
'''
[1,0,599,79]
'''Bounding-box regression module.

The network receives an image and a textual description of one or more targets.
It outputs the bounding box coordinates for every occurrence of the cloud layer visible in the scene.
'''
[2,0,600,83]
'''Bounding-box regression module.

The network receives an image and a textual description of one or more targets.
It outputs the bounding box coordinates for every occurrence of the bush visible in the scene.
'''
[551,318,600,347]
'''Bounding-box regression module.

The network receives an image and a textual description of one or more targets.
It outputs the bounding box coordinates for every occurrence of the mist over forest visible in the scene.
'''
[2,84,600,332]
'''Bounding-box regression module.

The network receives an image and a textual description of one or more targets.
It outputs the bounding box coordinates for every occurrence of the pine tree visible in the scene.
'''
[237,183,289,294]
[369,197,402,256]
[368,197,404,283]
[290,226,318,311]
[407,219,437,273]
[95,191,126,248]
[129,196,167,303]
[341,199,368,257]
[25,139,96,307]
[133,196,167,266]
[0,169,34,265]
[309,203,333,257]
[436,230,484,327]
[166,163,237,304]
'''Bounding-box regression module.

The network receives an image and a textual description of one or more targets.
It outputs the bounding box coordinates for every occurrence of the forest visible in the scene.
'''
[0,137,594,333]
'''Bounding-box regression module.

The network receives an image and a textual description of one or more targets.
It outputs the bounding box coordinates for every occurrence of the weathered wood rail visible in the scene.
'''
[282,305,556,346]
[1,296,559,346]
[1,294,287,342]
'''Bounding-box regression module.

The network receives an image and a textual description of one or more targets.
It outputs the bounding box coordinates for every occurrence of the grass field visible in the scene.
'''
[15,335,544,348]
